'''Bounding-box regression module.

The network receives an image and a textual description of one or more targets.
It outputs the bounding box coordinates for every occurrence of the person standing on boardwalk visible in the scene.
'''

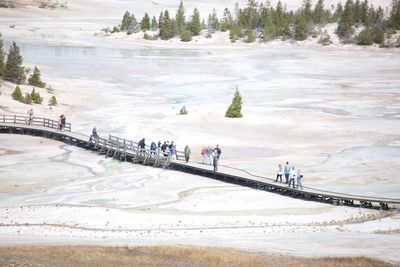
[150,141,157,155]
[288,166,297,188]
[61,114,66,130]
[201,146,207,164]
[27,108,33,125]
[138,138,146,154]
[296,168,303,190]
[58,115,62,130]
[284,162,291,184]
[213,145,221,160]
[275,163,283,183]
[184,145,191,163]
[213,150,219,172]
[206,146,213,165]
[92,127,99,139]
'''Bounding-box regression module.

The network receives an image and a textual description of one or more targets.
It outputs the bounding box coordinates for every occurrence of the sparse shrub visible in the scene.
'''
[39,1,47,8]
[49,95,57,106]
[312,31,318,38]
[179,105,188,115]
[46,85,54,94]
[225,86,243,118]
[11,85,23,101]
[180,30,192,42]
[318,31,332,46]
[244,30,255,43]
[143,32,158,40]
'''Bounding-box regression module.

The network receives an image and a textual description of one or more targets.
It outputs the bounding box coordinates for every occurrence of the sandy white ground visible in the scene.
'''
[0,0,399,262]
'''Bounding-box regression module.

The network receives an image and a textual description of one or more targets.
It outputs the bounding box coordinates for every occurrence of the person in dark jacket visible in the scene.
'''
[150,141,157,155]
[213,145,221,159]
[184,145,191,163]
[138,138,146,154]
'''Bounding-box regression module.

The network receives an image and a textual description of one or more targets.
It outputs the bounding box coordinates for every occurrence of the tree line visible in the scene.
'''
[110,0,400,46]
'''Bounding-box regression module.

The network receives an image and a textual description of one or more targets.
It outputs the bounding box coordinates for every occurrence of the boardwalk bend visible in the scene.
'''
[1,114,400,210]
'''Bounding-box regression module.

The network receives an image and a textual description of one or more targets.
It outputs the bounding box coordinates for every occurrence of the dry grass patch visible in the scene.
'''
[0,245,395,267]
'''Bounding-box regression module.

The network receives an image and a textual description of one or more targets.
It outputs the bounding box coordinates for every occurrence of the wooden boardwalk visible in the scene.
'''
[1,114,400,210]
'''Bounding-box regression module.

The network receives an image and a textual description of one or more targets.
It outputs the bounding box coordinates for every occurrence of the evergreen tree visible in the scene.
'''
[313,0,325,24]
[245,30,255,42]
[303,0,313,23]
[11,85,23,102]
[30,88,43,104]
[120,11,132,31]
[360,0,369,25]
[337,0,355,37]
[176,1,186,33]
[23,93,32,104]
[5,41,25,84]
[373,26,384,44]
[225,86,243,118]
[356,27,373,45]
[294,13,308,40]
[390,0,400,29]
[332,3,343,21]
[220,8,233,31]
[160,10,173,40]
[354,0,361,23]
[28,66,46,88]
[151,15,158,30]
[141,13,151,31]
[263,15,277,40]
[229,24,244,42]
[127,14,140,34]
[190,8,201,35]
[49,95,57,106]
[180,29,192,41]
[0,38,5,78]
[208,9,220,31]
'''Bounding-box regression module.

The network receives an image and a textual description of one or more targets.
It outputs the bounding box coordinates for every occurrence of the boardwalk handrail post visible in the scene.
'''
[14,115,16,124]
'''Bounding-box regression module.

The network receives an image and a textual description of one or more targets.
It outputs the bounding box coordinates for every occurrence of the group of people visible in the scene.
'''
[201,145,222,171]
[276,161,303,190]
[58,114,66,131]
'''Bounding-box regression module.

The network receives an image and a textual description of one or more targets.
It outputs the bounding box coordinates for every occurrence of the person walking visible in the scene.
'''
[184,145,191,163]
[296,168,303,190]
[58,115,62,130]
[138,138,146,154]
[150,141,157,156]
[275,163,283,183]
[27,108,33,125]
[288,166,297,189]
[284,162,291,184]
[213,151,219,172]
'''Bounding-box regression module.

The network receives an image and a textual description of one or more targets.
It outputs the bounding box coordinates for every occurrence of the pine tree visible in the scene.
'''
[225,86,243,118]
[28,66,46,88]
[190,8,201,35]
[151,16,158,30]
[0,38,5,78]
[373,26,384,44]
[390,0,400,29]
[120,11,132,31]
[49,95,57,106]
[356,27,373,45]
[303,0,313,23]
[176,1,186,33]
[141,13,151,31]
[127,13,140,34]
[313,0,325,24]
[263,15,277,40]
[333,3,343,21]
[337,0,355,37]
[5,41,25,84]
[354,0,361,23]
[294,13,308,40]
[221,8,233,31]
[180,29,192,41]
[360,0,369,25]
[208,8,220,31]
[245,30,255,42]
[30,88,43,104]
[160,10,173,40]
[11,85,23,101]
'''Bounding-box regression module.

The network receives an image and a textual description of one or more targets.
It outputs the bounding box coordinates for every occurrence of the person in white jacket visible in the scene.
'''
[288,166,297,188]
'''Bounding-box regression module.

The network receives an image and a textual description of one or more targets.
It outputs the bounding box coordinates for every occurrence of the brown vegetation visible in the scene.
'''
[0,245,395,267]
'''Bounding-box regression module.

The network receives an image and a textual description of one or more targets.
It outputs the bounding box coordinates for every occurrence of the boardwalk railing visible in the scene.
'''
[1,114,71,132]
[1,114,400,210]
